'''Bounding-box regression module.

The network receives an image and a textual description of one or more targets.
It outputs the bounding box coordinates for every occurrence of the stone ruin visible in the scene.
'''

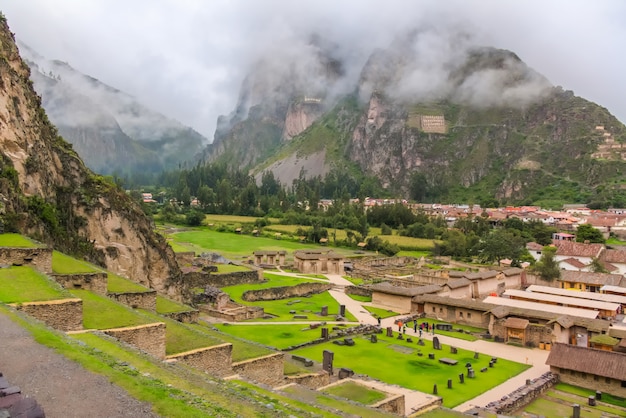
[194,286,264,321]
[0,371,45,417]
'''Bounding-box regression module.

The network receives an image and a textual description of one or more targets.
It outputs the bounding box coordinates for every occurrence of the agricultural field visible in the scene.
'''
[291,332,530,408]
[213,323,328,350]
[0,233,40,247]
[520,383,626,417]
[107,273,151,293]
[0,265,70,303]
[52,251,101,274]
[70,290,154,329]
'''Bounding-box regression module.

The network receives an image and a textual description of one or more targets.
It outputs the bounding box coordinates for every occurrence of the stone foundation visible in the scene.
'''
[108,290,156,311]
[284,371,330,389]
[52,272,107,295]
[198,303,264,321]
[485,372,558,414]
[162,310,199,323]
[103,323,166,359]
[345,285,372,298]
[232,353,285,386]
[166,343,233,377]
[183,270,262,290]
[0,247,52,274]
[12,298,82,331]
[372,394,405,416]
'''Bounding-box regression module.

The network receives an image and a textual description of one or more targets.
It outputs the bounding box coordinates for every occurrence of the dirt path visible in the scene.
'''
[0,310,157,418]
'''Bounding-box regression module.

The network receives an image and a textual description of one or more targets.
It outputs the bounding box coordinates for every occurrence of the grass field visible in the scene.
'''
[156,296,193,314]
[213,323,327,350]
[52,251,101,274]
[292,332,529,407]
[71,290,153,329]
[107,273,150,293]
[0,265,69,302]
[0,233,39,247]
[189,322,275,362]
[221,272,357,321]
[322,381,387,404]
[215,263,251,273]
[363,305,399,319]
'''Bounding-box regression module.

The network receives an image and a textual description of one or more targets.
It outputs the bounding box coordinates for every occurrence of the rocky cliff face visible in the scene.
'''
[0,16,182,298]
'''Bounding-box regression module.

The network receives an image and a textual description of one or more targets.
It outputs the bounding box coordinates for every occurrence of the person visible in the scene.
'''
[398,320,403,332]
[413,320,417,333]
[377,316,381,326]
[419,328,422,337]
[403,324,407,334]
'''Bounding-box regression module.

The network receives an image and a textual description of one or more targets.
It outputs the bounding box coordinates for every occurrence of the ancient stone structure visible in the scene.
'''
[182,270,262,293]
[242,282,332,301]
[108,290,156,311]
[322,350,334,375]
[284,371,330,389]
[51,272,108,294]
[484,372,558,414]
[0,247,52,274]
[418,115,447,134]
[252,251,286,267]
[12,299,82,331]
[161,310,199,323]
[293,250,343,274]
[103,323,166,359]
[232,353,285,386]
[166,343,233,377]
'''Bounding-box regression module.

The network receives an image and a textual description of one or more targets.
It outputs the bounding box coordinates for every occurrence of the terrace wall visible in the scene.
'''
[52,272,107,295]
[183,270,262,290]
[166,343,233,377]
[344,285,372,298]
[175,252,196,266]
[108,290,156,311]
[13,298,82,331]
[198,304,264,321]
[0,247,52,274]
[486,372,559,415]
[103,323,166,359]
[284,372,330,389]
[232,353,285,386]
[242,282,332,301]
[162,310,199,323]
[372,394,405,416]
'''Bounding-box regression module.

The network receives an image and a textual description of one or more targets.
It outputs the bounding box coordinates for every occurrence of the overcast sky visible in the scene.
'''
[3,0,625,140]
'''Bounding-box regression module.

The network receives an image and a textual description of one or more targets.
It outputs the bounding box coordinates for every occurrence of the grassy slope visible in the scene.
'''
[0,265,69,302]
[0,233,39,247]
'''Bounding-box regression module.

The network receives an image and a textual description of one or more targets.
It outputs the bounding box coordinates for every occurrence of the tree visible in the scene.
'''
[478,229,526,264]
[589,257,608,273]
[381,223,392,235]
[533,246,560,281]
[185,209,204,226]
[575,224,605,244]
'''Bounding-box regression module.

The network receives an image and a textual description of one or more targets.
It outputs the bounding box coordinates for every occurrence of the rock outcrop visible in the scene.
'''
[0,15,182,298]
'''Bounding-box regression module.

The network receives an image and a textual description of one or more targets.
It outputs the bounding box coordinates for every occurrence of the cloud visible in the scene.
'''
[2,0,625,139]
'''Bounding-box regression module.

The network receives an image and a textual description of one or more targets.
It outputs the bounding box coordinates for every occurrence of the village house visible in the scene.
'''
[252,250,286,267]
[558,270,626,293]
[370,283,440,313]
[552,240,604,270]
[600,248,626,275]
[546,344,626,398]
[411,295,493,328]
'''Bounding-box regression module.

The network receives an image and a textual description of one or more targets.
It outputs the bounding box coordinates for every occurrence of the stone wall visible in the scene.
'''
[491,319,553,346]
[52,272,107,295]
[108,290,156,311]
[0,247,52,274]
[242,282,332,302]
[345,285,372,298]
[166,343,233,377]
[485,372,558,414]
[551,367,626,398]
[283,325,381,351]
[372,394,405,416]
[422,302,491,328]
[198,304,264,321]
[103,322,166,359]
[284,371,330,389]
[232,353,285,386]
[12,298,82,331]
[182,270,262,291]
[175,251,195,266]
[162,310,199,323]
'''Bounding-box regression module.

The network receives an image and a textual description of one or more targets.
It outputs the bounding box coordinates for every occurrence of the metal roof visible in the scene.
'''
[527,285,626,306]
[504,289,620,312]
[482,296,599,319]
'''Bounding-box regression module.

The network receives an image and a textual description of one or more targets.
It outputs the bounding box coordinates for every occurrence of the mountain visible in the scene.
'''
[18,41,207,181]
[204,31,626,207]
[0,15,181,297]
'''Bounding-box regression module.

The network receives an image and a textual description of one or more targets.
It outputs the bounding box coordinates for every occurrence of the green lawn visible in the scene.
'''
[0,233,39,247]
[0,266,69,302]
[189,322,275,362]
[223,272,320,302]
[71,290,153,329]
[554,383,626,408]
[280,384,394,417]
[322,381,387,404]
[156,296,193,314]
[364,305,399,319]
[347,294,372,303]
[214,323,326,350]
[292,332,530,408]
[52,251,101,274]
[107,273,150,293]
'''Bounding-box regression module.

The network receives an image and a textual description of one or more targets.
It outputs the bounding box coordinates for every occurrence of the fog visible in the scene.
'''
[3,0,625,139]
